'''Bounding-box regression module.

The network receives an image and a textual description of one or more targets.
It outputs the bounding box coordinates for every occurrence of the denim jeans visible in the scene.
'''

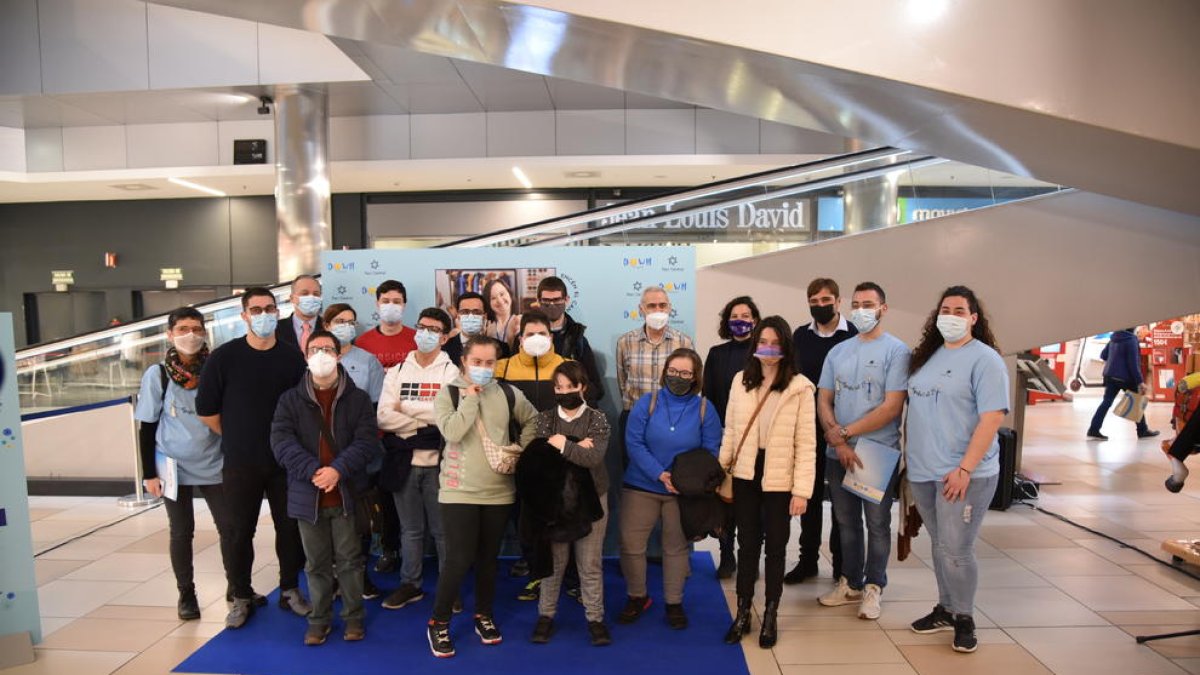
[910,474,999,616]
[827,458,895,590]
[392,465,445,588]
[1089,376,1149,436]
[297,506,364,626]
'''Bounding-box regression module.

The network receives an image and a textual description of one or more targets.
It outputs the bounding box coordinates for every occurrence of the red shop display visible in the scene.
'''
[1148,320,1192,402]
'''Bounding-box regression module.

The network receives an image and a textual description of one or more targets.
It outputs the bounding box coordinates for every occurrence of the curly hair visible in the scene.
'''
[909,285,999,375]
[717,295,761,340]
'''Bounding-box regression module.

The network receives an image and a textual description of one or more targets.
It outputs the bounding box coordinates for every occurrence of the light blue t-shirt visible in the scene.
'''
[818,332,910,457]
[133,365,222,486]
[905,339,1011,482]
[340,346,385,402]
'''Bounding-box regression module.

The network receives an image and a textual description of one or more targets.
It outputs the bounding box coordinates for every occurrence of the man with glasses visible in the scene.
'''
[378,308,459,611]
[616,287,694,447]
[197,287,311,629]
[536,276,604,404]
[443,292,488,366]
[277,275,323,353]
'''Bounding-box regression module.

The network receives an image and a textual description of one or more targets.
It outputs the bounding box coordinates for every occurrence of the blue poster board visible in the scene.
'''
[0,313,40,644]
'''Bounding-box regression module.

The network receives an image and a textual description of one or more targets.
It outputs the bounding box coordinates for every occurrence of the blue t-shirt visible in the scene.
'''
[340,346,385,403]
[905,339,1011,482]
[134,366,223,485]
[818,332,910,457]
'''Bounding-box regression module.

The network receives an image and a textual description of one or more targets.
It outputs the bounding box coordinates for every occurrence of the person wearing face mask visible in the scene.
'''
[528,362,613,646]
[536,276,604,404]
[443,292,493,365]
[271,330,381,646]
[620,349,721,631]
[786,278,856,586]
[703,296,761,579]
[426,336,539,658]
[719,316,816,649]
[905,286,1009,654]
[322,304,384,403]
[134,307,233,621]
[377,308,458,612]
[276,275,323,353]
[356,280,418,369]
[494,311,568,413]
[816,282,910,623]
[197,288,310,629]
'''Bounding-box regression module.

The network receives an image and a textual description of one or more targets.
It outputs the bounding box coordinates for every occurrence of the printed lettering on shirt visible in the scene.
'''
[398,382,443,401]
[444,444,463,488]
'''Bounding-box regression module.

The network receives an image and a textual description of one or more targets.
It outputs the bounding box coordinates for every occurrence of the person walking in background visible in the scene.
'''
[1087,327,1159,441]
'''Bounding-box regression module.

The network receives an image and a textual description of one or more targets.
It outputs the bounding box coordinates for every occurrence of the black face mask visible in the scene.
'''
[665,376,693,396]
[809,303,836,325]
[541,303,566,322]
[555,391,584,410]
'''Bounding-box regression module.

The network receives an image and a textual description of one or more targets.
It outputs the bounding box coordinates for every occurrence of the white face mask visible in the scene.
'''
[936,314,972,343]
[849,308,880,334]
[523,334,552,358]
[645,311,670,331]
[307,351,338,379]
[378,303,404,324]
[173,332,205,355]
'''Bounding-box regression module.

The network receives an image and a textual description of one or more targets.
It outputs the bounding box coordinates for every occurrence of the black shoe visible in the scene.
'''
[382,583,424,610]
[363,575,382,600]
[452,598,464,614]
[304,623,331,646]
[509,558,531,577]
[374,550,398,573]
[783,559,819,585]
[1167,476,1186,493]
[759,600,779,649]
[1139,430,1161,439]
[517,579,541,601]
[588,621,612,646]
[952,614,978,653]
[724,596,752,644]
[177,588,200,621]
[717,552,737,580]
[910,604,955,634]
[1087,430,1109,440]
[617,596,652,624]
[530,615,554,644]
[474,614,503,645]
[665,603,688,630]
[426,620,455,658]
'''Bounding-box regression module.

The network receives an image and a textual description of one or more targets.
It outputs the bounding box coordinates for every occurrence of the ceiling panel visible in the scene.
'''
[452,59,551,111]
[546,79,624,109]
[358,42,463,85]
[403,82,483,114]
[625,92,695,109]
[328,82,410,116]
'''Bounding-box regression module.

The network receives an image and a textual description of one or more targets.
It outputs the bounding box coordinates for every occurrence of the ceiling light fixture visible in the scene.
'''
[168,177,226,197]
[110,183,157,191]
[512,166,533,189]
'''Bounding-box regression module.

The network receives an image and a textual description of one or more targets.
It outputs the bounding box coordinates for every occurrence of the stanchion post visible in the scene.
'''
[117,396,160,508]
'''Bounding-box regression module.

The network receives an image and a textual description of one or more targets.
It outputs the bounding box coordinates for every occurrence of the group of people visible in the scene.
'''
[135,271,1010,659]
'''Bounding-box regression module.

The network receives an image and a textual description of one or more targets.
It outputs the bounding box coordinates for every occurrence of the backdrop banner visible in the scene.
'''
[0,313,41,645]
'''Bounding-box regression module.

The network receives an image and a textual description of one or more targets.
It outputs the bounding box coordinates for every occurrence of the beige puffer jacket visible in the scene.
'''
[718,372,816,498]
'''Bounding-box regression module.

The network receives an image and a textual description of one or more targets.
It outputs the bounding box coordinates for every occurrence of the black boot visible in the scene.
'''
[724,596,752,644]
[717,550,737,579]
[759,600,779,649]
[177,585,200,621]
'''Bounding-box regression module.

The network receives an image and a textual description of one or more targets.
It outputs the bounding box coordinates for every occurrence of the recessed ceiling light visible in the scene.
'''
[565,170,600,178]
[110,183,157,191]
[653,174,667,179]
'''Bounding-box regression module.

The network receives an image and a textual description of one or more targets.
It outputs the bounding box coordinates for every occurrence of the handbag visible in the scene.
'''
[475,417,524,475]
[1113,389,1148,424]
[718,390,772,503]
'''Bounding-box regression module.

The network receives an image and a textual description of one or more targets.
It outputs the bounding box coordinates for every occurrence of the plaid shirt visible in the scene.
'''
[616,326,694,410]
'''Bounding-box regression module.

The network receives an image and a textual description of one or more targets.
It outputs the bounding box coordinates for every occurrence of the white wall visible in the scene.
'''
[22,403,138,480]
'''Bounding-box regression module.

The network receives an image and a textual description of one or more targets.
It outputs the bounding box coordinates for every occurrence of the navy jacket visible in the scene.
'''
[1101,330,1143,386]
[271,366,381,523]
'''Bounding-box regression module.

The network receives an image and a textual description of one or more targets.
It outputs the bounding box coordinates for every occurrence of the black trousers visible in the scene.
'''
[798,444,842,576]
[221,463,305,599]
[432,503,511,622]
[163,483,235,594]
[733,451,792,602]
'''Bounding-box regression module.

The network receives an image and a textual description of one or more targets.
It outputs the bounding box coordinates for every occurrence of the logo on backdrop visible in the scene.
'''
[327,262,355,272]
[365,260,387,277]
[623,257,653,268]
[0,428,13,450]
[558,273,581,313]
[661,256,685,273]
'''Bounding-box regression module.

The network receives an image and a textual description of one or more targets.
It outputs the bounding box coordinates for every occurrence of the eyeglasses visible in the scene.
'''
[666,368,694,379]
[458,309,486,316]
[539,297,567,306]
[417,324,445,334]
[171,327,206,336]
[307,346,338,357]
[246,305,278,316]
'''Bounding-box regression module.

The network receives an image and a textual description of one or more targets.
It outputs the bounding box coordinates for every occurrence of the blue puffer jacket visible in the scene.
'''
[1101,330,1143,386]
[271,367,381,524]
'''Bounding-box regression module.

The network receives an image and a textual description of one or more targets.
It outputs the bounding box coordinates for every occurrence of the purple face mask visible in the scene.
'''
[754,345,783,360]
[728,319,754,338]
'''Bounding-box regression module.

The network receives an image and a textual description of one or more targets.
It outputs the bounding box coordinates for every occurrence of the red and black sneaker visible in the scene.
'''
[426,620,455,658]
[617,595,652,624]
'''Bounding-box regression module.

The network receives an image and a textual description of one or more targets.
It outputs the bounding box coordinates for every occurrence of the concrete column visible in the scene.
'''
[842,138,899,234]
[273,84,331,282]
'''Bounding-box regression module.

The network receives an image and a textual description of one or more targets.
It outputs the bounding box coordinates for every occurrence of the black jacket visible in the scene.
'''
[516,437,604,579]
[703,339,753,423]
[670,448,726,542]
[552,313,605,403]
[274,314,305,354]
[271,367,382,524]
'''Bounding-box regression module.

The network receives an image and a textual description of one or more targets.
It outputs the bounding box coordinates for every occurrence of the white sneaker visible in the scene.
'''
[818,576,863,607]
[858,583,882,619]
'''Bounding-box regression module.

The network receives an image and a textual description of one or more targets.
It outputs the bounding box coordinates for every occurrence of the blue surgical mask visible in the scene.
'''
[330,323,357,345]
[468,366,494,387]
[849,308,879,334]
[415,329,441,354]
[250,313,277,338]
[378,303,404,324]
[295,295,322,317]
[460,314,484,336]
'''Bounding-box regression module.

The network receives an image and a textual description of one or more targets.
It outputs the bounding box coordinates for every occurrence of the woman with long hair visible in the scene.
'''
[483,277,522,350]
[719,316,815,649]
[905,286,1010,654]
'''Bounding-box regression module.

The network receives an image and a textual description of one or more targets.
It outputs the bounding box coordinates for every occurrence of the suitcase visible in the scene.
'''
[989,427,1018,511]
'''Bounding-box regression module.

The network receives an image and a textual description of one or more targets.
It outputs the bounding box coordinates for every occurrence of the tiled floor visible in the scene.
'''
[10,390,1200,674]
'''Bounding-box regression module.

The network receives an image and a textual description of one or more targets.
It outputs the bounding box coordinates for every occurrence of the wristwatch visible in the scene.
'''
[838,426,850,440]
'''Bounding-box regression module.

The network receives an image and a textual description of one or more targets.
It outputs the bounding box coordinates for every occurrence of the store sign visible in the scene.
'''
[598,199,809,232]
[898,197,996,224]
[159,268,184,282]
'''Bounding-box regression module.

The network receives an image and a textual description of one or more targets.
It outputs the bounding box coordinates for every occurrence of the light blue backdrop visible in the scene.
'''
[0,313,40,644]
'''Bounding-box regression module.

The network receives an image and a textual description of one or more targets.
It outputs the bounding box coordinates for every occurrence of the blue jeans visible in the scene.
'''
[392,466,446,588]
[910,474,999,616]
[1089,377,1149,436]
[827,458,895,590]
